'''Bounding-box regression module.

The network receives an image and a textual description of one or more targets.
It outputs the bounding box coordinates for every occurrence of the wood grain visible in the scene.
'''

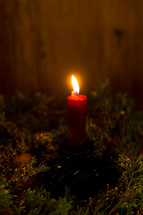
[0,0,143,105]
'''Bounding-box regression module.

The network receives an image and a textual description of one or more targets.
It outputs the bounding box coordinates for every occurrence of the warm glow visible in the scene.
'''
[72,75,79,94]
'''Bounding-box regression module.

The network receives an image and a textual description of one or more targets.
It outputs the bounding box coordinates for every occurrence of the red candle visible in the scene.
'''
[68,75,87,146]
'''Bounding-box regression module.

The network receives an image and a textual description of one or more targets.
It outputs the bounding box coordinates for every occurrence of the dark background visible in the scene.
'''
[0,0,143,107]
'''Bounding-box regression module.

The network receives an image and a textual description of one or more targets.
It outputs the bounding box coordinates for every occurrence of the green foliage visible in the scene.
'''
[14,188,72,215]
[0,184,16,210]
[11,157,49,184]
[87,154,143,215]
[87,80,141,158]
[0,81,143,214]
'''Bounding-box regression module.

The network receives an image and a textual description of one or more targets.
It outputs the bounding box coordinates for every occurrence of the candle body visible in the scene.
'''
[67,94,87,146]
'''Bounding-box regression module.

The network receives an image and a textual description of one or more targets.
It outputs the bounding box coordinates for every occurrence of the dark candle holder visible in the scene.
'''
[56,139,109,199]
[44,139,119,200]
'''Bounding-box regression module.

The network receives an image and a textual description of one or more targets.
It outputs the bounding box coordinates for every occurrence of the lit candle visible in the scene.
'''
[67,75,87,146]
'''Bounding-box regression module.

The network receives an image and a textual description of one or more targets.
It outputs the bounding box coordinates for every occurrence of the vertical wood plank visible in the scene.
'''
[0,0,143,105]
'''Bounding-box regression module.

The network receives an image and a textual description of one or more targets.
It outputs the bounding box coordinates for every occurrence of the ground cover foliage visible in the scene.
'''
[0,80,142,215]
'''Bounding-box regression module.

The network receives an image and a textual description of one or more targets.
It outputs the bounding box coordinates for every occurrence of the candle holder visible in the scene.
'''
[43,138,119,200]
[55,138,117,199]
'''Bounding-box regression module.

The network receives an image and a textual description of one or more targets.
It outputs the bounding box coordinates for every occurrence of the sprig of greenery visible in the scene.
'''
[87,81,142,158]
[13,187,72,215]
[87,154,143,215]
[11,157,49,184]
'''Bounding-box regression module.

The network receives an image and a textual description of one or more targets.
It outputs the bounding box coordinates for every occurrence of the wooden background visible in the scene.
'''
[0,0,143,106]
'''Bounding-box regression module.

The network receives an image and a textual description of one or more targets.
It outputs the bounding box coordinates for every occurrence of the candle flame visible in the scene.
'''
[72,75,79,94]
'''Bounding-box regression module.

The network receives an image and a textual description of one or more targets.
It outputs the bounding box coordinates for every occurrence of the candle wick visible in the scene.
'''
[71,91,78,96]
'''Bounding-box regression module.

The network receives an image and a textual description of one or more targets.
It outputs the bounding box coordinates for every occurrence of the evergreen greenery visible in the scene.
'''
[0,81,142,214]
